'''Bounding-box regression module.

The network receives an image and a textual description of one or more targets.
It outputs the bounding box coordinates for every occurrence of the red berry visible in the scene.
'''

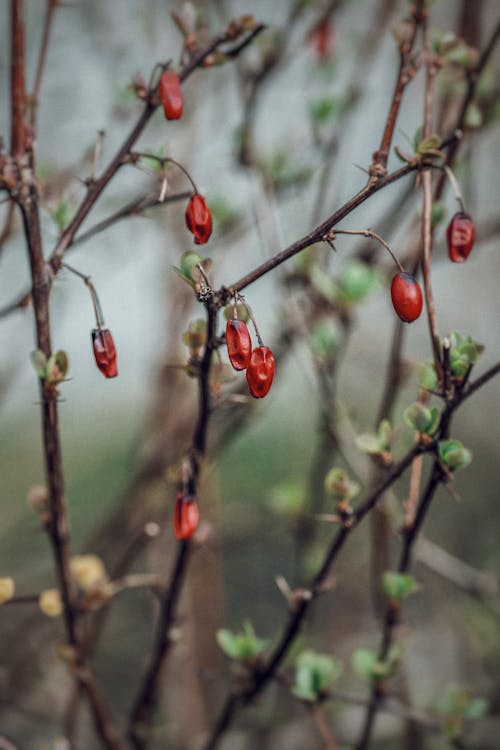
[91,328,118,378]
[309,19,335,61]
[390,273,423,323]
[246,346,275,398]
[158,70,183,120]
[185,194,212,245]
[446,211,475,263]
[226,319,252,371]
[173,493,199,540]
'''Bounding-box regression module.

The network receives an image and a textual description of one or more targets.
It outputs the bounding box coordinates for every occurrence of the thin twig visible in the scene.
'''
[29,0,58,127]
[10,0,26,157]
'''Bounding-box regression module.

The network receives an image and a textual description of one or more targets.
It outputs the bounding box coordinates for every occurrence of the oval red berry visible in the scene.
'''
[390,273,423,323]
[246,346,275,398]
[226,320,252,371]
[91,328,118,378]
[185,194,212,245]
[446,211,475,263]
[173,493,199,540]
[158,70,183,120]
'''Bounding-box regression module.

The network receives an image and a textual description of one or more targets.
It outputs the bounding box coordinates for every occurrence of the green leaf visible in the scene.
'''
[50,198,75,231]
[413,125,423,152]
[338,261,378,303]
[293,649,341,702]
[324,468,360,501]
[431,201,445,228]
[308,97,342,125]
[182,319,207,351]
[45,350,69,384]
[416,362,438,390]
[310,319,341,361]
[382,571,419,601]
[216,629,239,659]
[355,420,392,457]
[30,349,48,379]
[404,402,440,436]
[438,440,472,470]
[355,433,383,454]
[352,648,377,680]
[463,697,489,720]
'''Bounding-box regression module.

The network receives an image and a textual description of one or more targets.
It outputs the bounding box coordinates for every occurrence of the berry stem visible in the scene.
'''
[132,152,199,194]
[238,295,263,347]
[442,165,466,213]
[62,261,106,328]
[329,228,405,272]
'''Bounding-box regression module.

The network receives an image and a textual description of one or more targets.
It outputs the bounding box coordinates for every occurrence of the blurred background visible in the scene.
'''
[0,0,499,748]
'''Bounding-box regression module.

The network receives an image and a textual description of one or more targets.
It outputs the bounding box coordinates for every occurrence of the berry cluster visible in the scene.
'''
[226,316,275,399]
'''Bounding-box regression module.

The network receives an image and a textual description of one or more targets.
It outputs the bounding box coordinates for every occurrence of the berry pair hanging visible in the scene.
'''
[226,302,275,399]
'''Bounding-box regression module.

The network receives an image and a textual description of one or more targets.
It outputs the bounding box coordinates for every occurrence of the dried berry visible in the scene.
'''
[390,273,423,323]
[173,493,199,540]
[158,70,183,120]
[226,319,252,371]
[185,194,212,245]
[446,211,475,263]
[246,346,275,398]
[91,328,118,378]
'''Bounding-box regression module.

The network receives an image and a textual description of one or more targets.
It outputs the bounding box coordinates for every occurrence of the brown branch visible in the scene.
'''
[10,0,26,157]
[29,0,59,127]
[420,16,442,383]
[47,22,265,271]
[202,442,426,750]
[20,195,125,750]
[0,190,191,319]
[368,0,424,180]
[127,302,218,748]
[226,162,418,296]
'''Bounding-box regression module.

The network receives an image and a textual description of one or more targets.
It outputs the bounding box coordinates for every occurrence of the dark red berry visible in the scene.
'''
[173,493,199,540]
[226,320,252,371]
[91,328,118,378]
[185,194,212,245]
[446,211,475,263]
[390,273,423,323]
[246,346,275,398]
[309,19,335,61]
[158,70,183,120]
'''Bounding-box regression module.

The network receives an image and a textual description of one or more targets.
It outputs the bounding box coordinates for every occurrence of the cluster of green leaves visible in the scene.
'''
[292,649,341,702]
[324,467,359,503]
[404,402,440,437]
[30,349,69,386]
[307,258,378,308]
[382,571,419,602]
[448,331,484,379]
[352,645,400,684]
[437,684,489,740]
[355,419,393,460]
[438,439,472,471]
[216,621,268,662]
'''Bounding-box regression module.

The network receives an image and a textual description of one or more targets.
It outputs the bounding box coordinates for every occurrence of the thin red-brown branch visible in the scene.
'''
[10,0,26,157]
[29,0,59,126]
[368,0,424,180]
[226,162,418,296]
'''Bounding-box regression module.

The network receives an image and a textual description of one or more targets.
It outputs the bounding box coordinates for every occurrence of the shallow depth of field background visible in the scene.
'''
[0,1,499,748]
